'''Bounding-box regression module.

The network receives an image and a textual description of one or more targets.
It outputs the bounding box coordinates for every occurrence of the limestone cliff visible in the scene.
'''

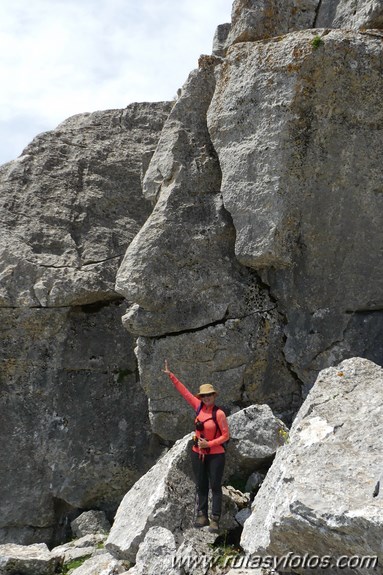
[0,103,172,544]
[117,4,383,441]
[0,0,382,548]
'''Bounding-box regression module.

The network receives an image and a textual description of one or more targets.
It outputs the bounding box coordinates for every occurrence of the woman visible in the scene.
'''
[162,359,229,532]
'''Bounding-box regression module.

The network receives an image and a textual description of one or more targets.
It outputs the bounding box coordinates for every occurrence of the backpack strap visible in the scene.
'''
[195,403,223,439]
[195,402,204,427]
[212,405,222,438]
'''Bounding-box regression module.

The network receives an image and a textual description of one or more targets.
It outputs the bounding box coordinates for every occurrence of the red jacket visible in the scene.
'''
[168,372,230,455]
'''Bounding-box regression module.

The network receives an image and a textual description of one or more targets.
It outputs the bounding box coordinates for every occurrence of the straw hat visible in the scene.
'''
[196,383,218,398]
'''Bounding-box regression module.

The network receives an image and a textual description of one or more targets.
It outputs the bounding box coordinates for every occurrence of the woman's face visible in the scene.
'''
[200,393,216,407]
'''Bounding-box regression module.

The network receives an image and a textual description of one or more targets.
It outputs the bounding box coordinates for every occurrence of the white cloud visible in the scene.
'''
[0,0,233,165]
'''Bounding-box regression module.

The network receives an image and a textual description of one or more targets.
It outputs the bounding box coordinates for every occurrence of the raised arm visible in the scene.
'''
[162,359,200,411]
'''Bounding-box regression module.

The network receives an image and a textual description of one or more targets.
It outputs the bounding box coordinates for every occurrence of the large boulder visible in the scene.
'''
[105,436,196,562]
[70,511,111,538]
[0,543,61,575]
[0,102,171,544]
[0,103,171,307]
[226,0,320,45]
[316,0,383,29]
[115,62,301,428]
[125,527,180,575]
[68,551,128,575]
[116,62,249,336]
[224,404,288,480]
[208,29,383,389]
[241,358,383,574]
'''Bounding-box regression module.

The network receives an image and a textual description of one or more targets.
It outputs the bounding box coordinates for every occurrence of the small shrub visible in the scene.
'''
[311,35,324,50]
[116,369,131,383]
[278,428,289,443]
[211,542,242,568]
[60,555,92,574]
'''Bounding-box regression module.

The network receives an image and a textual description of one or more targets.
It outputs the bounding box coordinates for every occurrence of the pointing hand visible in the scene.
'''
[162,359,171,374]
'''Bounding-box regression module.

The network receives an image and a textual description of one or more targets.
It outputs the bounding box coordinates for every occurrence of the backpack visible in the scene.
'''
[195,403,230,450]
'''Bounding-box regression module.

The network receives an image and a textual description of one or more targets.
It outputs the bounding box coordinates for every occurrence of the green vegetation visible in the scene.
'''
[278,428,289,443]
[211,540,242,568]
[116,368,131,383]
[60,555,92,574]
[311,35,324,50]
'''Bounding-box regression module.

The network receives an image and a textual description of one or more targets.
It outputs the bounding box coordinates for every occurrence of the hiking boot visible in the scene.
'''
[194,511,209,528]
[208,515,220,533]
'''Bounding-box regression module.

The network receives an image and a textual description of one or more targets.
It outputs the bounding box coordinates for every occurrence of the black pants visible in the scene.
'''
[191,450,225,518]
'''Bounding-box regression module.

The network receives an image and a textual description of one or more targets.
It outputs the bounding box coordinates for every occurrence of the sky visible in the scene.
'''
[0,0,233,166]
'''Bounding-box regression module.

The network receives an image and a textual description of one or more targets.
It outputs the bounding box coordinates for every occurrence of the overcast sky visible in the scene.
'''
[0,0,233,166]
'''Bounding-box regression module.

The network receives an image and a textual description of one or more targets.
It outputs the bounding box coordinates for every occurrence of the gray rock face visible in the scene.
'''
[224,0,383,48]
[0,543,61,575]
[106,436,196,562]
[0,103,171,544]
[208,29,383,387]
[0,302,155,544]
[68,552,127,575]
[212,23,232,57]
[316,0,383,29]
[126,527,180,575]
[226,0,320,45]
[225,404,288,479]
[241,358,383,574]
[116,62,284,339]
[115,61,300,428]
[0,103,171,308]
[116,64,238,336]
[136,319,299,441]
[2,0,383,559]
[71,511,111,538]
